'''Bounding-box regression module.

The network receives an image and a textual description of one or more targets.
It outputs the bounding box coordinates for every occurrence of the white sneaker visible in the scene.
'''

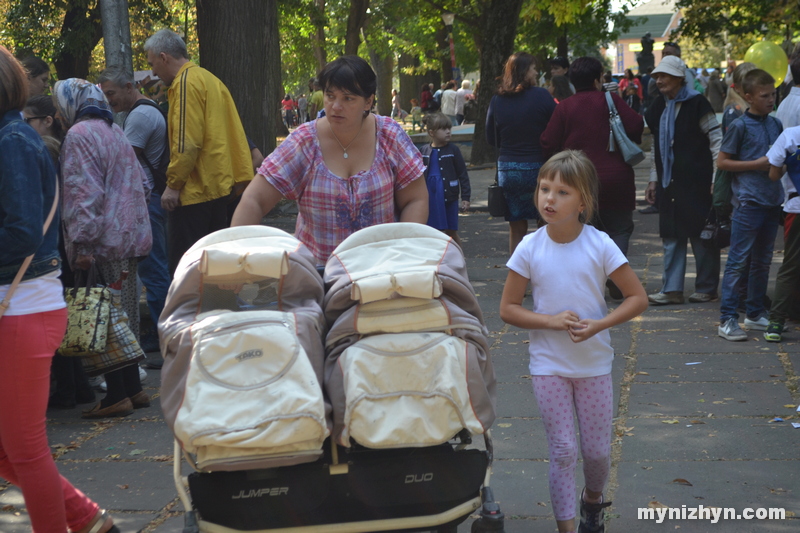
[139,366,148,384]
[718,317,748,341]
[744,315,769,331]
[88,376,107,392]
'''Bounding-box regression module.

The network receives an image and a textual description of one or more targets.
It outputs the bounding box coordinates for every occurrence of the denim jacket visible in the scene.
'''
[0,109,61,285]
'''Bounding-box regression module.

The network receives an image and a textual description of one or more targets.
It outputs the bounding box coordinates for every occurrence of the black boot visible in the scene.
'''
[578,489,612,533]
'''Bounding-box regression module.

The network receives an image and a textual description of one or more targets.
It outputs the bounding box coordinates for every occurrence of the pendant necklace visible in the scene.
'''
[328,117,364,159]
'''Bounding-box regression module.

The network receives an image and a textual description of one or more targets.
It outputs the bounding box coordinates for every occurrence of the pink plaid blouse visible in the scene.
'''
[258,115,425,265]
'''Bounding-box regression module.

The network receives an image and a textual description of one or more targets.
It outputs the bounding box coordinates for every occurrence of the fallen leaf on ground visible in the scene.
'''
[672,478,693,486]
[649,501,669,509]
[497,423,512,428]
[783,404,795,409]
[116,484,129,490]
[662,420,679,424]
[637,371,649,375]
[689,420,706,424]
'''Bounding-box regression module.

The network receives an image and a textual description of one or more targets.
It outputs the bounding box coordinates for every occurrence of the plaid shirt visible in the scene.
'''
[258,115,424,265]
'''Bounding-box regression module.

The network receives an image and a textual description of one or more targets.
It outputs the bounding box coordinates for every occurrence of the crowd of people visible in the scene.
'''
[2,22,800,533]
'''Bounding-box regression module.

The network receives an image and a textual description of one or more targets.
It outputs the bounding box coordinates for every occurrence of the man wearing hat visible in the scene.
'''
[644,55,723,306]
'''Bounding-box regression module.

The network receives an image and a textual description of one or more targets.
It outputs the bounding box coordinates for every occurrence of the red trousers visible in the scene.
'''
[0,309,98,533]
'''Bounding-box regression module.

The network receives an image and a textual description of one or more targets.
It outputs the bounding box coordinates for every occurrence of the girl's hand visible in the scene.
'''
[548,310,581,331]
[568,318,601,343]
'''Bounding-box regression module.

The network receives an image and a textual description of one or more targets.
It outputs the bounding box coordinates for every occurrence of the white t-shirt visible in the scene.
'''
[441,89,458,115]
[123,102,167,191]
[506,225,627,378]
[0,270,65,316]
[767,125,800,214]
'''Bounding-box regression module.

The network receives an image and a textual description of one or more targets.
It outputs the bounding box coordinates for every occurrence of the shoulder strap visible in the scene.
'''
[125,98,168,174]
[605,91,619,116]
[0,185,60,319]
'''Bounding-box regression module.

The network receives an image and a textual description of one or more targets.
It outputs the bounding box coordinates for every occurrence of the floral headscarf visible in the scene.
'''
[53,78,113,127]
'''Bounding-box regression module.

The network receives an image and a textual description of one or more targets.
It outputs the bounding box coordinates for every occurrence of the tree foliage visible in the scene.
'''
[674,0,799,40]
[0,0,174,79]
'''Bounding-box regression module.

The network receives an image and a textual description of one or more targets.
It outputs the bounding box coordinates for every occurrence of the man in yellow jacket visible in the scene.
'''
[144,29,253,274]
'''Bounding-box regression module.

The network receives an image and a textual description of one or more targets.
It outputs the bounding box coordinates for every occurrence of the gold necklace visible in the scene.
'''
[327,116,365,159]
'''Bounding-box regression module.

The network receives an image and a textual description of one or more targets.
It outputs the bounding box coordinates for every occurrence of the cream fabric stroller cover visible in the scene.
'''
[323,223,496,448]
[159,226,330,471]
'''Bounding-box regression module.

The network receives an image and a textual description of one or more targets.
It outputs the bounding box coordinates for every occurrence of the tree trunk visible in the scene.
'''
[344,0,370,56]
[438,25,452,83]
[100,0,133,75]
[311,0,327,72]
[368,47,394,116]
[471,0,525,164]
[398,53,416,116]
[556,29,568,58]
[54,3,103,79]
[196,0,281,155]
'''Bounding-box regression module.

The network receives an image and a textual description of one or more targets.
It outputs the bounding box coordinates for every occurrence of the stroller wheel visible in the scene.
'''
[434,527,458,533]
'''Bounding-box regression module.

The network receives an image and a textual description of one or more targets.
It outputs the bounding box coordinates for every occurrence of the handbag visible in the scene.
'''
[605,91,645,166]
[487,101,508,218]
[488,176,508,218]
[0,186,59,320]
[699,208,731,249]
[81,286,145,377]
[58,266,111,357]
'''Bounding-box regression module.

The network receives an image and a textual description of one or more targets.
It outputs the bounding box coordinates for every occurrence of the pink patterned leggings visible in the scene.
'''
[532,374,613,521]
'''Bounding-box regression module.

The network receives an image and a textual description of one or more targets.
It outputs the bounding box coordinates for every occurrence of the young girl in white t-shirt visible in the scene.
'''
[499,150,647,533]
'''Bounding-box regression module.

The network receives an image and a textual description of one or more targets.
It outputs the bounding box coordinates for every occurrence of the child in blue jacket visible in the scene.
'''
[418,112,471,246]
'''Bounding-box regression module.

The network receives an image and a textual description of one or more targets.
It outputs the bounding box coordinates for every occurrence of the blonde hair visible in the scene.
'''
[536,150,599,223]
[723,62,756,111]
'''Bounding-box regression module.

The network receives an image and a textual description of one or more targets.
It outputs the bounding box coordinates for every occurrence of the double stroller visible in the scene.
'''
[159,223,504,532]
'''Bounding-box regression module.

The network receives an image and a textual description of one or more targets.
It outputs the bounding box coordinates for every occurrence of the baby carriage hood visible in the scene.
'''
[159,226,329,469]
[323,223,485,327]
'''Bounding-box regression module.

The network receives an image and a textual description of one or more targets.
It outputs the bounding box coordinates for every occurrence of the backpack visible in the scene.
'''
[125,99,169,194]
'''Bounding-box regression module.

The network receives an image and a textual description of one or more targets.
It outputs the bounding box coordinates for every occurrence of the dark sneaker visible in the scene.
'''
[718,317,747,341]
[764,321,783,343]
[579,491,612,533]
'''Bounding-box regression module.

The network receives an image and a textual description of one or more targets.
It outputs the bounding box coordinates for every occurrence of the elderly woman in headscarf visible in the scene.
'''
[643,56,722,306]
[55,78,152,418]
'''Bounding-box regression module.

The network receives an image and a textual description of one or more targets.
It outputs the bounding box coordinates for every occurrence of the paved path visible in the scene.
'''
[2,150,798,532]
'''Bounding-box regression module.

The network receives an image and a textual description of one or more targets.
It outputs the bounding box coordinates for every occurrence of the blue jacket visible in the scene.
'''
[418,143,471,203]
[0,109,61,285]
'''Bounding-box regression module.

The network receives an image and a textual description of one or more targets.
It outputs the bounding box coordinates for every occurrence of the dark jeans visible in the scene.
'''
[593,209,634,256]
[138,191,170,325]
[168,196,229,276]
[720,203,781,322]
[768,212,800,324]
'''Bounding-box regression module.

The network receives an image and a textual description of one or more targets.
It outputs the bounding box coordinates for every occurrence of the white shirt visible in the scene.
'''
[506,225,627,378]
[767,125,800,214]
[441,89,457,116]
[0,270,65,316]
[773,87,800,211]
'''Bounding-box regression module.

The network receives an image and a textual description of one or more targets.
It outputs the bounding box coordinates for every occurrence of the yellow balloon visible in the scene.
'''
[744,41,789,86]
